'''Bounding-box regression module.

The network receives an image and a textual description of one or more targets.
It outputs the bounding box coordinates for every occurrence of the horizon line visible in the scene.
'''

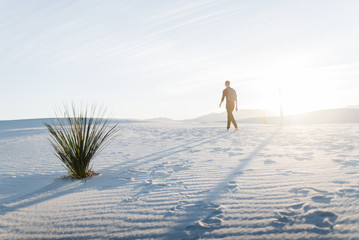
[1,106,359,122]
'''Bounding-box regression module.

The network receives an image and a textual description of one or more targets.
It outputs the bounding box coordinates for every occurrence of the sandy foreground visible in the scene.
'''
[0,121,359,239]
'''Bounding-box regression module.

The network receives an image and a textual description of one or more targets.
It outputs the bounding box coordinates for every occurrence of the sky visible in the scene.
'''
[1,0,359,120]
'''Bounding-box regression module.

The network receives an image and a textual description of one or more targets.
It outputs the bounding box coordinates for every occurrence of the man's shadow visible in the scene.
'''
[165,127,281,239]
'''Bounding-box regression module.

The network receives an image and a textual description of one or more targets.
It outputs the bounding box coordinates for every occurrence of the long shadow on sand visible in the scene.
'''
[0,170,142,218]
[0,176,80,216]
[165,127,281,239]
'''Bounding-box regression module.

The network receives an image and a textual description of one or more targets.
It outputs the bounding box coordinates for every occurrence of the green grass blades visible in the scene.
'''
[44,104,118,179]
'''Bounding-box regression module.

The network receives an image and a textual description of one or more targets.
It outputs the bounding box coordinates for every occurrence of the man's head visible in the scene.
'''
[225,80,230,87]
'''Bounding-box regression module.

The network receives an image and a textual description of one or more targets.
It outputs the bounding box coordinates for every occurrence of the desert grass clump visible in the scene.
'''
[45,105,118,179]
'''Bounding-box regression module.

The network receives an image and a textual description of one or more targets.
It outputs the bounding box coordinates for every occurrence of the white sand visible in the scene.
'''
[1,121,359,239]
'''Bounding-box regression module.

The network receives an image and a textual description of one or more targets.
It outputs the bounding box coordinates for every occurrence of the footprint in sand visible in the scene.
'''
[303,210,338,231]
[333,159,359,168]
[165,200,224,237]
[274,186,339,233]
[231,171,243,176]
[228,151,243,157]
[122,196,139,202]
[311,195,332,204]
[290,187,334,204]
[185,201,224,234]
[272,202,338,234]
[226,181,238,193]
[264,159,276,165]
[211,147,231,153]
[289,187,329,197]
[173,164,190,172]
[332,180,349,185]
[288,202,305,210]
[336,188,359,198]
[122,179,171,203]
[149,170,173,178]
[143,179,169,188]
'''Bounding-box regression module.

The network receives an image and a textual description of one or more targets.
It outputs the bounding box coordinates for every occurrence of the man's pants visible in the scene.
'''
[226,104,238,130]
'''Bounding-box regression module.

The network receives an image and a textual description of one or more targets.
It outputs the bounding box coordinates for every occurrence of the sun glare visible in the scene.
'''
[258,59,338,116]
[283,81,339,116]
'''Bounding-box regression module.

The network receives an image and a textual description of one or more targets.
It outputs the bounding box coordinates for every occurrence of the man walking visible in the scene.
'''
[219,80,238,132]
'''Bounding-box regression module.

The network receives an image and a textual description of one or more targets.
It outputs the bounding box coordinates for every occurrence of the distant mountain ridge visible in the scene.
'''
[1,108,359,130]
[282,108,359,124]
[0,118,138,132]
[186,109,275,123]
[186,108,359,124]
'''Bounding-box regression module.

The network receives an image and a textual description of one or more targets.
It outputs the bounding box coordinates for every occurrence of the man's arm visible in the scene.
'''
[219,90,225,108]
[235,91,238,111]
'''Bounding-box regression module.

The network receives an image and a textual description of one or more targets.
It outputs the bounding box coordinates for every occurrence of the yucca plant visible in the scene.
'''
[44,104,118,179]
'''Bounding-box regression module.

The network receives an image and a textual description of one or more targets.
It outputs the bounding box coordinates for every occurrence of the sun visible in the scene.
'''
[279,75,338,116]
[257,60,339,116]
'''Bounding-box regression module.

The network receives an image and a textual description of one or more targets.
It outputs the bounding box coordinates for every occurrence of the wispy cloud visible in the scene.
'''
[1,0,359,120]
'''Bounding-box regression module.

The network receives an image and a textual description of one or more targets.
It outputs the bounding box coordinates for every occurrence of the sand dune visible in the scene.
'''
[1,121,359,239]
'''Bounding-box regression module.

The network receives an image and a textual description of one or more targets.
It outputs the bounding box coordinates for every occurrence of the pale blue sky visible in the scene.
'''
[1,0,359,120]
